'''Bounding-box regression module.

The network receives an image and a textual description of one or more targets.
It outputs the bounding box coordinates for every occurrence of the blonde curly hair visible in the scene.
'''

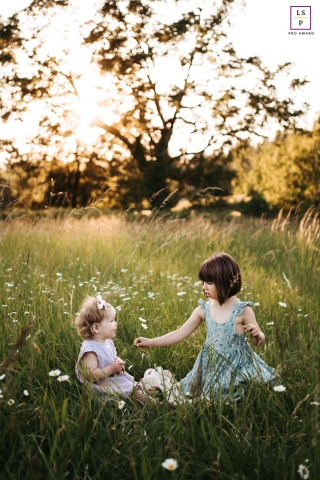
[75,296,114,339]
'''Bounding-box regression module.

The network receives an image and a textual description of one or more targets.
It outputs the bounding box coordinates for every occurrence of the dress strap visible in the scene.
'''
[198,299,207,310]
[235,301,253,316]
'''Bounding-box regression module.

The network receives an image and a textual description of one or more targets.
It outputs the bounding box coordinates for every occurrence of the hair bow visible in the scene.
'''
[97,295,107,310]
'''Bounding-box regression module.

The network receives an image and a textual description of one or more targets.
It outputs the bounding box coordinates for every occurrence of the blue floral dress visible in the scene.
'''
[180,299,276,400]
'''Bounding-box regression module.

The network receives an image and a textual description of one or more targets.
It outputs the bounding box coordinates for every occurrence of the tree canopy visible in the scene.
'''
[0,0,309,209]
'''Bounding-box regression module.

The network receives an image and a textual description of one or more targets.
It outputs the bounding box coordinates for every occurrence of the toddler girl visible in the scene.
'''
[75,295,146,402]
[134,252,276,401]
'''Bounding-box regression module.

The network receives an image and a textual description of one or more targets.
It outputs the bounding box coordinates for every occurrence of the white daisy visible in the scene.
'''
[8,399,15,406]
[57,375,69,382]
[298,464,310,479]
[49,369,61,377]
[278,302,287,307]
[273,385,286,392]
[118,400,125,409]
[161,458,178,471]
[23,390,29,396]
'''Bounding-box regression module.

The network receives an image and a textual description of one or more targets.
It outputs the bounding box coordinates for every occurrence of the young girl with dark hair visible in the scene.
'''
[134,253,276,400]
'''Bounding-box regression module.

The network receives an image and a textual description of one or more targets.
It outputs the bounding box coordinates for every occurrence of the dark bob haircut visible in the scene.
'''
[198,252,242,305]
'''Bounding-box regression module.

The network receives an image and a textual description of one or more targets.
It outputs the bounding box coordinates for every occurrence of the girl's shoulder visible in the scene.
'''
[80,339,115,352]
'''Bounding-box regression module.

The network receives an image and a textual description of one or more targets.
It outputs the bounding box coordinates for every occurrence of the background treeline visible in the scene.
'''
[1,119,319,214]
[0,0,317,215]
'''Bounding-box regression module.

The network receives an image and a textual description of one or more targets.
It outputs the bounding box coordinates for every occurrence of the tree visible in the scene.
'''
[0,0,308,209]
[231,119,320,209]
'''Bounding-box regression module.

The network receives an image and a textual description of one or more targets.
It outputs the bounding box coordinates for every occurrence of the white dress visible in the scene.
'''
[75,339,137,397]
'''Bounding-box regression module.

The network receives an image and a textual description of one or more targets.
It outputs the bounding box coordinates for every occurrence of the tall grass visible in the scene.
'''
[0,210,319,479]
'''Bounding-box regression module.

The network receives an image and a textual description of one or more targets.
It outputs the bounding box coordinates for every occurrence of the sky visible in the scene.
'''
[228,0,320,127]
[0,0,319,152]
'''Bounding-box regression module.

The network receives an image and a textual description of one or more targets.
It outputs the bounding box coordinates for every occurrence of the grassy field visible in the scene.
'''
[0,210,319,480]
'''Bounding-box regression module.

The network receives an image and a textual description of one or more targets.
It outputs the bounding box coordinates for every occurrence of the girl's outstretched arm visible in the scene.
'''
[134,306,204,349]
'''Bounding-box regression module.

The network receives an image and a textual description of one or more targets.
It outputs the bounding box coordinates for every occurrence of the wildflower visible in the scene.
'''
[162,458,178,471]
[147,292,155,298]
[0,374,5,380]
[267,322,274,325]
[310,401,320,406]
[273,385,286,392]
[57,375,69,382]
[122,297,131,301]
[23,390,29,396]
[8,399,15,406]
[141,323,148,330]
[298,464,310,479]
[118,400,125,409]
[177,292,186,296]
[56,272,62,277]
[49,369,61,377]
[115,306,122,311]
[139,317,147,323]
[120,269,128,273]
[278,302,287,307]
[253,302,260,307]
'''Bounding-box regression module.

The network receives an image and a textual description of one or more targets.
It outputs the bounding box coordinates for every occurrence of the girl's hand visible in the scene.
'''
[115,357,125,373]
[243,323,264,347]
[111,360,125,375]
[134,337,152,349]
